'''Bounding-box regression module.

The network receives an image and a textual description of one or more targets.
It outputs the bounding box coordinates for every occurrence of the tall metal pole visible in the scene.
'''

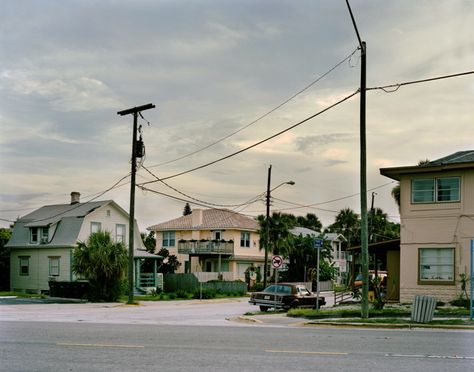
[346,0,369,318]
[263,165,272,289]
[118,103,155,305]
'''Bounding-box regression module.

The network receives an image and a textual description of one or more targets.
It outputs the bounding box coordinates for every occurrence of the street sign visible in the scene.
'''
[314,239,323,249]
[271,255,283,269]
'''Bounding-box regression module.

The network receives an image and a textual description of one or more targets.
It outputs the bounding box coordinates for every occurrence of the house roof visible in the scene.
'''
[134,249,162,259]
[380,150,474,180]
[148,208,259,232]
[6,199,135,249]
[290,227,319,237]
[324,233,347,242]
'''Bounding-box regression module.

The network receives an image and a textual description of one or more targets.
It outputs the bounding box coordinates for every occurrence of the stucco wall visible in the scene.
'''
[398,170,474,302]
[154,229,262,275]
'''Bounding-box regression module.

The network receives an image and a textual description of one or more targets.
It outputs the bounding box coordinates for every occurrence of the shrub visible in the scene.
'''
[176,289,189,299]
[168,292,177,300]
[450,297,470,309]
[193,288,216,299]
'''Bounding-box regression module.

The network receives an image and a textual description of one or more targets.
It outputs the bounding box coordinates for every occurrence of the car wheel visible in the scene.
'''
[290,300,299,309]
[259,306,269,312]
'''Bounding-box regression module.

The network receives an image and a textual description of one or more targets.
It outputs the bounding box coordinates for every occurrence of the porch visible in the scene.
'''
[178,240,234,255]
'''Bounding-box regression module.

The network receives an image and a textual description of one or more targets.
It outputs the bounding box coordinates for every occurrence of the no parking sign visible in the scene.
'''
[271,255,283,269]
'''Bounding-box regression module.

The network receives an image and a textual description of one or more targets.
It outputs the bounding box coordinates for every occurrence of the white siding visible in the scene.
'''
[10,247,72,293]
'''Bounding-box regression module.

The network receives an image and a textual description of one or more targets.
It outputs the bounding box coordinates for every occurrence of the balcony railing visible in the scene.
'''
[178,241,234,255]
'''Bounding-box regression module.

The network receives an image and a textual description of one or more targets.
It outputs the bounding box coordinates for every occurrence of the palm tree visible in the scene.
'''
[391,184,400,209]
[73,231,128,301]
[327,208,360,246]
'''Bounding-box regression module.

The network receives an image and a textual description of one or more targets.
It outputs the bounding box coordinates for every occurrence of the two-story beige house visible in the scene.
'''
[7,192,150,294]
[148,208,262,281]
[381,151,474,302]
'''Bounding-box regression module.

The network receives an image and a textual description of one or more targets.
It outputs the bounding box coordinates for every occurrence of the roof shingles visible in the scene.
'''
[148,209,259,231]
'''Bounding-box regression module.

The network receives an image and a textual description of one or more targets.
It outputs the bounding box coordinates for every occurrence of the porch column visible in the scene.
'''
[153,259,157,286]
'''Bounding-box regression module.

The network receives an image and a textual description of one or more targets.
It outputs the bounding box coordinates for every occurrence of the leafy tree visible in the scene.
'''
[326,208,360,247]
[183,203,192,216]
[0,228,12,291]
[257,212,297,257]
[369,208,400,242]
[72,231,128,301]
[157,247,181,274]
[141,231,156,253]
[296,213,322,232]
[391,184,400,209]
[281,234,335,283]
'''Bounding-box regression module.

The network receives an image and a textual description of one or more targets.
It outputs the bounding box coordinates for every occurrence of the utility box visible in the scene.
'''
[411,295,437,323]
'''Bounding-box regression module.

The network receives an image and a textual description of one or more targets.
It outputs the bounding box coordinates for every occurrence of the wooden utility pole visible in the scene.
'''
[346,0,369,318]
[117,103,155,304]
[263,165,272,289]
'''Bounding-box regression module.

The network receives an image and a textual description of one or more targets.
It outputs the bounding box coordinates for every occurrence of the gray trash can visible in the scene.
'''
[411,295,437,323]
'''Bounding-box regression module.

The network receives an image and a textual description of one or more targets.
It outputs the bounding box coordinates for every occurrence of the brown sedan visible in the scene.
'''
[249,283,325,312]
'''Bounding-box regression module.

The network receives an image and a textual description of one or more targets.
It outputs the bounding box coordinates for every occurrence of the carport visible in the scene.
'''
[348,239,400,301]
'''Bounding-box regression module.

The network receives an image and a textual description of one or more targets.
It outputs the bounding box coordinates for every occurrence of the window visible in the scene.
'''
[30,227,49,244]
[19,256,29,276]
[213,231,222,241]
[116,224,126,243]
[162,231,175,247]
[240,232,250,248]
[419,248,454,284]
[41,227,49,244]
[91,222,101,234]
[49,257,60,277]
[30,227,38,244]
[412,177,460,203]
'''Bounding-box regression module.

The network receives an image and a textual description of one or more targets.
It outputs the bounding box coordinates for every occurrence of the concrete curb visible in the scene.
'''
[303,321,474,330]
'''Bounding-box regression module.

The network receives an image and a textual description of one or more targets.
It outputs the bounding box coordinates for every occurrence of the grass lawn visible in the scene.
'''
[0,291,44,298]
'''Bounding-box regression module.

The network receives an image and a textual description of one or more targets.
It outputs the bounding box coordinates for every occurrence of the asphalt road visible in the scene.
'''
[1,321,473,372]
[1,297,473,371]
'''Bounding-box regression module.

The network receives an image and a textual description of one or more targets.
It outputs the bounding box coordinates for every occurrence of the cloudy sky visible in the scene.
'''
[1,0,473,231]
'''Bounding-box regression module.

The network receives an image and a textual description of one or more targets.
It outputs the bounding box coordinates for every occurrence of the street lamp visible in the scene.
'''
[263,165,295,288]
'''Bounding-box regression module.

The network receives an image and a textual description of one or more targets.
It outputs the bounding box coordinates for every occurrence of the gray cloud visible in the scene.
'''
[1,0,473,229]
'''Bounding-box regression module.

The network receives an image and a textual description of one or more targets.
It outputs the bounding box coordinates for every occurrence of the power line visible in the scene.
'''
[138,90,359,185]
[367,70,474,93]
[245,181,396,214]
[147,48,359,169]
[28,173,131,223]
[140,165,263,208]
[138,184,261,218]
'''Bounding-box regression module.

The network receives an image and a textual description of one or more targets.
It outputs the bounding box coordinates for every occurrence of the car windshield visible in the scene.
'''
[264,285,292,294]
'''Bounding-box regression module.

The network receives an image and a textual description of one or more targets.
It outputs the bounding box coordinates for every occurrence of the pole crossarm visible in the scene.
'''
[117,103,155,116]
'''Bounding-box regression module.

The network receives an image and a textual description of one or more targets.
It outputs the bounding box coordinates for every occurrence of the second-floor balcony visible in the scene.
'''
[178,240,234,255]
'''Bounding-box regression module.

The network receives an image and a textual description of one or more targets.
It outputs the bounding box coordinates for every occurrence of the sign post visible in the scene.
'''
[272,255,283,311]
[314,239,323,310]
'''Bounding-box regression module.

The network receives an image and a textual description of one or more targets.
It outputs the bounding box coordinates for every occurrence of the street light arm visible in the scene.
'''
[270,180,295,192]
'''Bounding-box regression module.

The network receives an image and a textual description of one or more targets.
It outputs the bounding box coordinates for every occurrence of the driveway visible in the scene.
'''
[0,291,336,327]
[0,297,258,326]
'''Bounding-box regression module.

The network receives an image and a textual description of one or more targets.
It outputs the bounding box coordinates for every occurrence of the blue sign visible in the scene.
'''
[314,239,323,249]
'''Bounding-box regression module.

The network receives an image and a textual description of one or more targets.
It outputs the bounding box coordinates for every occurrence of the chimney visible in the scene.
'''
[191,209,203,227]
[70,192,81,205]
